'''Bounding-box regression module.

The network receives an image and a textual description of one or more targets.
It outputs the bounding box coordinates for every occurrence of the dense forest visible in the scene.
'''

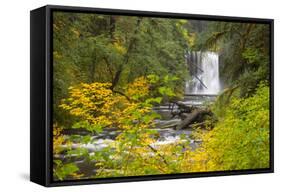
[52,11,270,181]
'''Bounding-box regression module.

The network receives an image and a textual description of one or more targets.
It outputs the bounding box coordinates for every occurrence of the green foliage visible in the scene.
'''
[53,160,79,181]
[158,86,175,97]
[194,22,269,97]
[191,83,270,171]
[52,12,270,181]
[242,47,260,64]
[55,76,191,179]
[147,74,182,101]
[72,121,103,133]
[52,12,190,125]
[53,78,270,180]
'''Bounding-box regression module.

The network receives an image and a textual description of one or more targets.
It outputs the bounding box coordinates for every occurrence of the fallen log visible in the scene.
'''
[176,109,213,130]
[189,121,214,130]
[170,101,198,118]
[175,101,194,113]
[179,113,189,120]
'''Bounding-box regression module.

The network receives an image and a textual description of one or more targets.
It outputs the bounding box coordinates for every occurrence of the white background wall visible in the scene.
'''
[0,0,279,191]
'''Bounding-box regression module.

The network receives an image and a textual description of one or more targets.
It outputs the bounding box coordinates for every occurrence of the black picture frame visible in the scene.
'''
[30,4,274,187]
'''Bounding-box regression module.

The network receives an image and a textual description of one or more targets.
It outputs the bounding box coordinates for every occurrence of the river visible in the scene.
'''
[55,51,220,179]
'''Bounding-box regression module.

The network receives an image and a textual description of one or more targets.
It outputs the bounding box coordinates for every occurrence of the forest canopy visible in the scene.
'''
[52,11,271,181]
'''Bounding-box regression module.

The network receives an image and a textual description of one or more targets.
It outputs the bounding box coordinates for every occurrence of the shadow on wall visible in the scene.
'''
[19,173,29,181]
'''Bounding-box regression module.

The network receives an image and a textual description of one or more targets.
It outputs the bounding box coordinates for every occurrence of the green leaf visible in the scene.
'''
[147,74,160,83]
[158,87,175,97]
[72,121,103,134]
[54,163,79,180]
[82,135,92,144]
[142,115,153,123]
[145,97,162,104]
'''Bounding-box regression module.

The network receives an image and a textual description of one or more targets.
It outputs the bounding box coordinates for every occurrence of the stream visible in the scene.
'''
[55,51,221,178]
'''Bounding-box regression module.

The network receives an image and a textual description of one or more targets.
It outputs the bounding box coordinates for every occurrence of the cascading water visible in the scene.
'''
[58,51,221,177]
[185,51,220,95]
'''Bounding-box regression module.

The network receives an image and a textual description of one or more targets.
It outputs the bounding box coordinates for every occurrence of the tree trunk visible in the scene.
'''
[111,18,142,90]
[109,16,116,42]
[176,109,212,130]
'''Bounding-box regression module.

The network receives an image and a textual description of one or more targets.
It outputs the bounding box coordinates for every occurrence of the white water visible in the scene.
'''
[186,51,220,95]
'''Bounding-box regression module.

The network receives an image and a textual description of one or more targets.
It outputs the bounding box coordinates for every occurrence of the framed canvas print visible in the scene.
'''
[30,5,274,187]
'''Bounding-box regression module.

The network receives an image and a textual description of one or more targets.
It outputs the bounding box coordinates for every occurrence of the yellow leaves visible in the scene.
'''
[53,124,65,154]
[186,32,196,48]
[175,19,195,48]
[53,23,59,31]
[69,108,85,117]
[59,78,181,177]
[140,132,155,144]
[178,84,271,172]
[71,28,80,38]
[70,172,84,179]
[113,41,126,55]
[60,78,154,132]
[94,115,112,127]
[60,82,114,122]
[53,51,62,60]
[56,76,270,178]
[126,76,149,100]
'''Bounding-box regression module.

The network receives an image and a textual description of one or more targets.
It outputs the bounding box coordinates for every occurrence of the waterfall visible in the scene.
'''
[185,51,220,95]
